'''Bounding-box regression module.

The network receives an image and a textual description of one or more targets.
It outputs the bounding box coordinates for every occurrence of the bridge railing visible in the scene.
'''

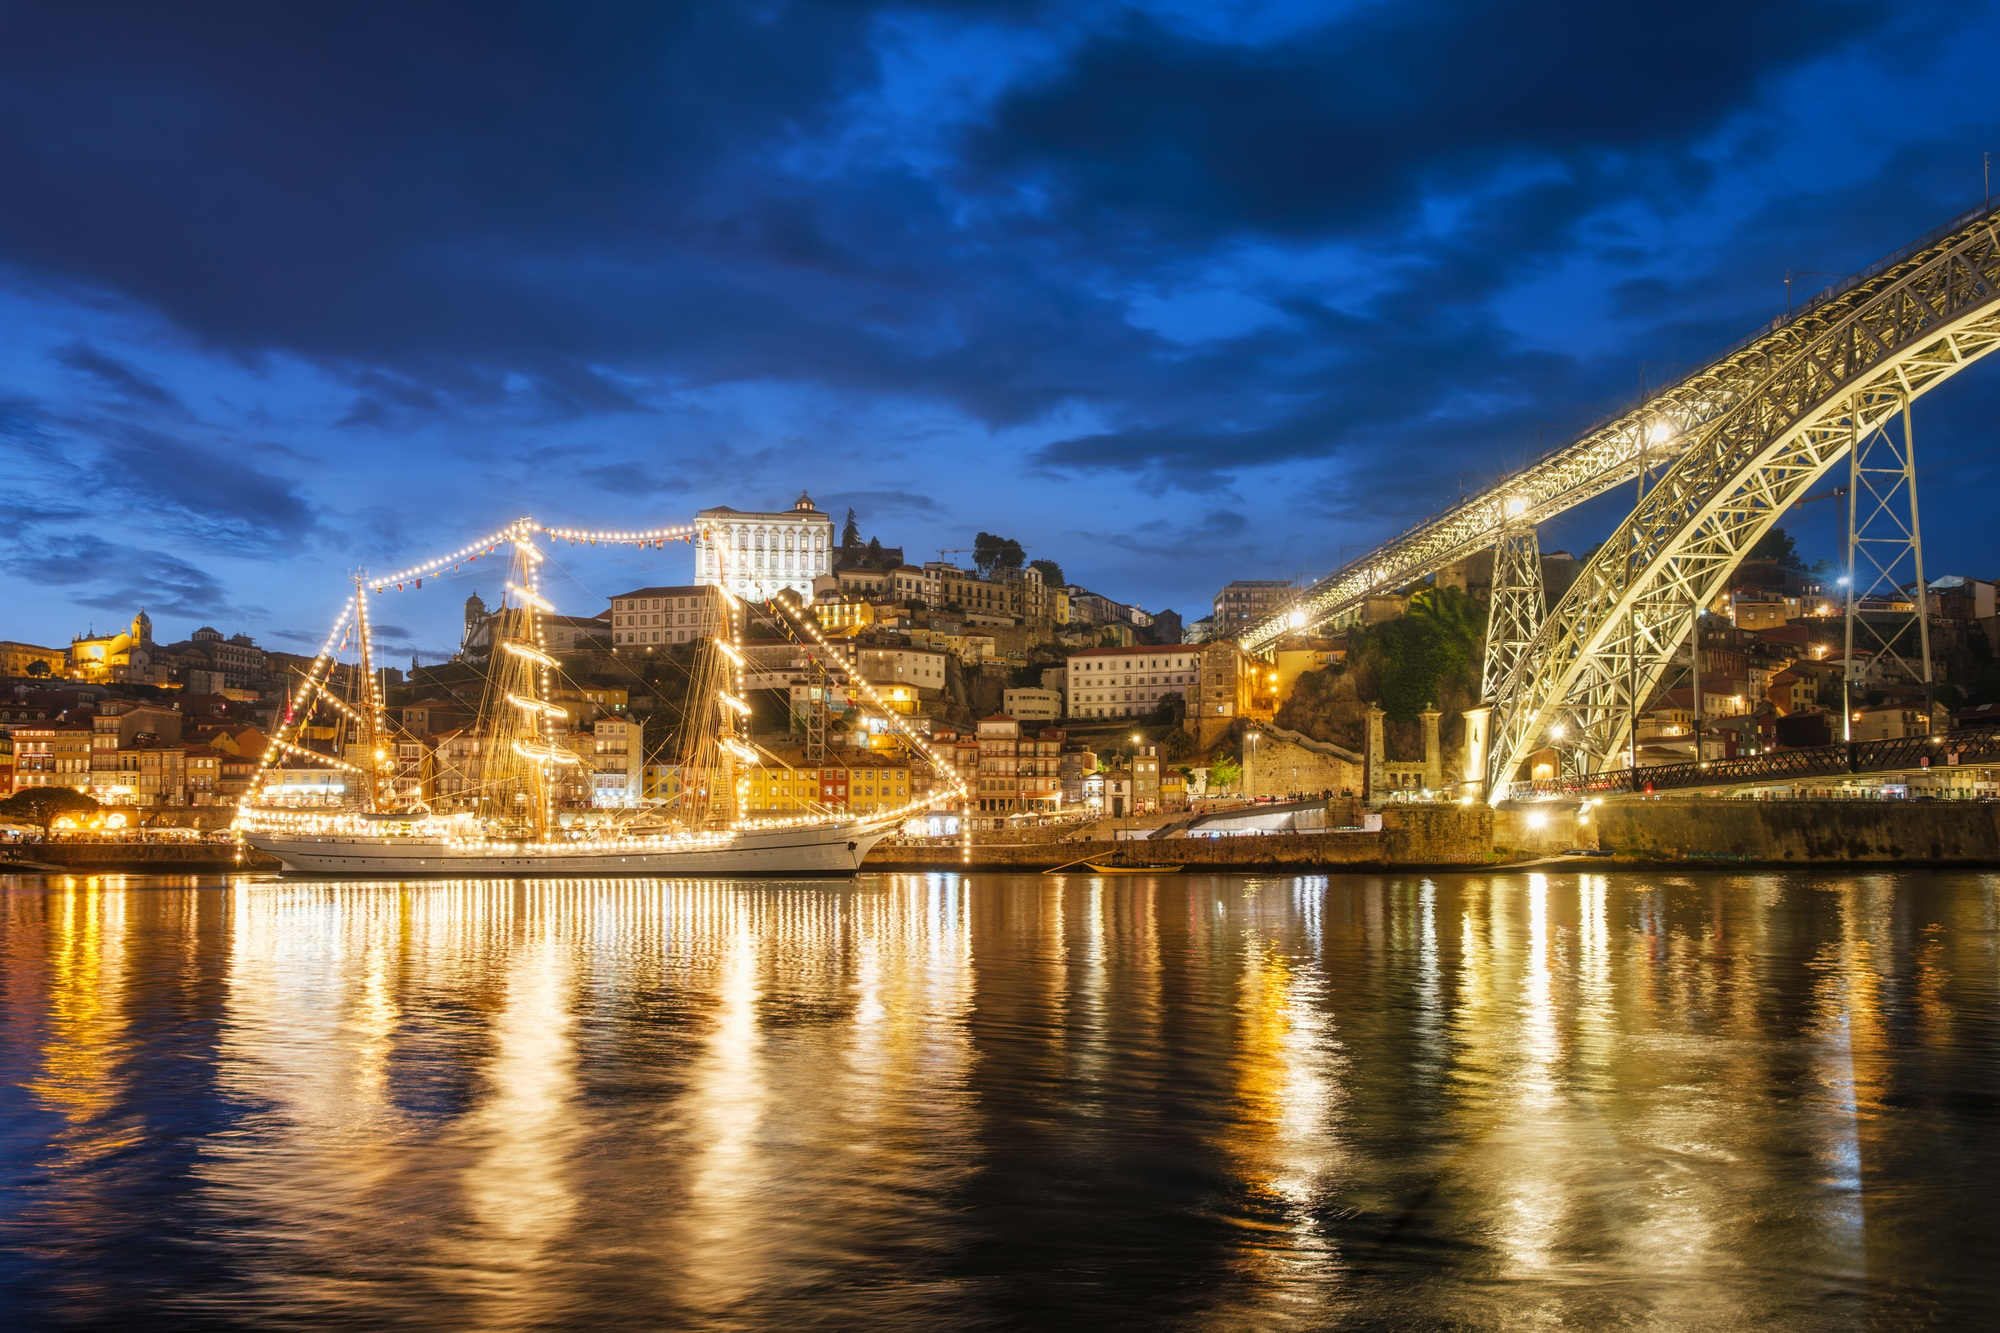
[1504,727,2000,802]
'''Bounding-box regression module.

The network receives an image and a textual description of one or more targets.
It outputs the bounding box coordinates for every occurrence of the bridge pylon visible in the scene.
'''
[1841,390,1933,734]
[1480,498,1545,705]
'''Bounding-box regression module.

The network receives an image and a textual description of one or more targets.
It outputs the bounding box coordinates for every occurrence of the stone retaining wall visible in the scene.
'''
[869,805,1494,871]
[1594,800,2000,864]
[0,842,276,872]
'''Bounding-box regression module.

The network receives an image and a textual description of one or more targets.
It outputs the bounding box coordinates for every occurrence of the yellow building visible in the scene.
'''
[814,600,876,631]
[1273,643,1337,698]
[68,610,153,683]
[10,723,95,789]
[0,641,66,678]
[741,750,912,817]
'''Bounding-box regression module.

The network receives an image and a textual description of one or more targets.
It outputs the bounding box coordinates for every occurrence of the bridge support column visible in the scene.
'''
[1365,704,1386,805]
[1460,706,1490,802]
[1421,708,1442,793]
[1481,501,1545,703]
[1843,389,1933,736]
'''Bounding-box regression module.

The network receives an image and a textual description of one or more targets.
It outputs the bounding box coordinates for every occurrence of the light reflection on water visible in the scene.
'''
[2,870,1999,1329]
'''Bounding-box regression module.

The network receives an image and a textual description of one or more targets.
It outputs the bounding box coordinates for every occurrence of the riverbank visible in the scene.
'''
[9,800,1999,876]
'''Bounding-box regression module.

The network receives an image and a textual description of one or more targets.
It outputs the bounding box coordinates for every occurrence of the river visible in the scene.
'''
[1,870,1996,1329]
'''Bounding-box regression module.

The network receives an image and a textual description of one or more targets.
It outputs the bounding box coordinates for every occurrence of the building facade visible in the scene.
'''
[0,641,66,678]
[1064,644,1203,719]
[607,585,728,648]
[1214,580,1294,634]
[739,749,912,818]
[696,493,836,603]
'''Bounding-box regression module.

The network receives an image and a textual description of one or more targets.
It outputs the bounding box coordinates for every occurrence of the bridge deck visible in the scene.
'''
[1508,728,2000,800]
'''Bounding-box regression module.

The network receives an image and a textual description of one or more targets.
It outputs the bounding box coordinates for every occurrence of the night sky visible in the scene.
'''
[4,1,1999,661]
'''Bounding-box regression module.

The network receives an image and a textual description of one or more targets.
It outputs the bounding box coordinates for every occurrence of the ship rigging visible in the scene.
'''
[232,517,967,875]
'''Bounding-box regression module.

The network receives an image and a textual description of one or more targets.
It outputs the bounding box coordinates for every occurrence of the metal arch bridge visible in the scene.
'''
[1237,198,2000,801]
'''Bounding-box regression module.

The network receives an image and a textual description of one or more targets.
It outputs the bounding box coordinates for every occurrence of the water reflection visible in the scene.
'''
[1,870,1999,1329]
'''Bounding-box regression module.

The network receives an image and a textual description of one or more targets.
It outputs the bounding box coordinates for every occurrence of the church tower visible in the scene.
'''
[460,591,489,658]
[131,608,153,645]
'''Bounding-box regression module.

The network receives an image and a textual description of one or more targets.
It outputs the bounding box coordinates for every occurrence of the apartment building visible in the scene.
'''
[607,585,728,648]
[1003,687,1062,723]
[1064,644,1203,719]
[1213,580,1294,633]
[967,714,1063,823]
[9,722,94,790]
[739,749,912,818]
[588,715,639,806]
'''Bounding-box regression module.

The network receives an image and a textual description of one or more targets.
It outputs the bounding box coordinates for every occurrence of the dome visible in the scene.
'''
[794,491,818,512]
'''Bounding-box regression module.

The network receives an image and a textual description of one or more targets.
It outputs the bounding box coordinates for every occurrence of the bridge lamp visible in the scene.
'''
[1504,496,1529,519]
[1550,723,1567,740]
[1648,422,1677,445]
[1287,610,1306,630]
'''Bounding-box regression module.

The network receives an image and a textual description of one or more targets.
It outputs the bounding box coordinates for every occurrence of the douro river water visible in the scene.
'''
[2,870,1997,1329]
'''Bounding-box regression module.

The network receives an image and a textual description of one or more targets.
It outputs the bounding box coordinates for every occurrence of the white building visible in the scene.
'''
[855,647,948,691]
[608,585,727,648]
[588,716,639,806]
[696,493,836,603]
[1003,687,1062,724]
[1065,644,1204,719]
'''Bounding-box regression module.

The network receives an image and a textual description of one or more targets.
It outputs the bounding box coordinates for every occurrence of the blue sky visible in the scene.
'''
[4,0,1999,661]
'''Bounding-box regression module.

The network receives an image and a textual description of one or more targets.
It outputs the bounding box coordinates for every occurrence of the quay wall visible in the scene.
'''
[1594,800,2000,864]
[0,842,278,872]
[868,805,1494,871]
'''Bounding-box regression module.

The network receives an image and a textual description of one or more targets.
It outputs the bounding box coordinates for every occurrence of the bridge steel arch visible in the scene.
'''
[1238,201,2000,658]
[1485,207,2000,799]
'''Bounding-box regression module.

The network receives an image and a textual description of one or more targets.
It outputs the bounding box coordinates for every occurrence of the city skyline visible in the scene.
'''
[5,3,2000,651]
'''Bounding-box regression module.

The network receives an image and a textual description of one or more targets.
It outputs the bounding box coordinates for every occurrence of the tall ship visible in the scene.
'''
[234,517,963,876]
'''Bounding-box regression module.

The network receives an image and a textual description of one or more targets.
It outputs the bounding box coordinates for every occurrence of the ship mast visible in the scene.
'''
[353,576,383,813]
[471,524,573,837]
[674,526,756,828]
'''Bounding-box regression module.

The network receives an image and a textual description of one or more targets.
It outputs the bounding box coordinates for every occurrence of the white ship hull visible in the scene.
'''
[244,821,890,877]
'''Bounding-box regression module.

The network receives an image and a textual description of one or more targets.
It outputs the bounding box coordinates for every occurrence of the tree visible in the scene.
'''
[841,508,862,548]
[0,787,101,833]
[1748,526,1806,571]
[1354,585,1486,721]
[973,532,1026,578]
[1209,755,1241,791]
[863,536,886,567]
[1029,557,1066,588]
[23,660,50,678]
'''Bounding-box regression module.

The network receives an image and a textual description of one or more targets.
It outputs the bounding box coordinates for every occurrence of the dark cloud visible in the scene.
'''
[53,342,184,410]
[94,426,316,546]
[976,1,1888,243]
[821,489,944,518]
[1,535,245,620]
[0,0,1991,636]
[1099,507,1255,562]
[0,1,890,369]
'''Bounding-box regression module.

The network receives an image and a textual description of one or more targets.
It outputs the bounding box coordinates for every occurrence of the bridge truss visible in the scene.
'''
[1487,209,2000,793]
[1235,200,2000,800]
